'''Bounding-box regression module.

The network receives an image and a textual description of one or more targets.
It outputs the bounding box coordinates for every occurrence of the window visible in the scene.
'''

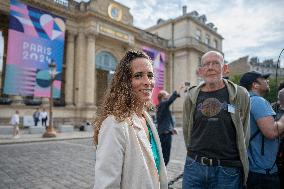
[198,56,202,67]
[205,34,210,46]
[195,29,201,41]
[213,39,218,49]
[197,56,203,83]
[95,51,117,71]
[95,51,117,84]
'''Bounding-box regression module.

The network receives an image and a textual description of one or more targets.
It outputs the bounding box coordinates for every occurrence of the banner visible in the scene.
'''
[4,0,66,98]
[142,47,165,105]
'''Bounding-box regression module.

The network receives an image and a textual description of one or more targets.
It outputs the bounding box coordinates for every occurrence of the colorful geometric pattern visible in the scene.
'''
[143,47,165,105]
[197,98,227,117]
[9,0,65,40]
[3,0,65,98]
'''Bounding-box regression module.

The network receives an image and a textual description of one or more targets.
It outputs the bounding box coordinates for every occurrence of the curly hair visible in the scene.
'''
[93,49,152,145]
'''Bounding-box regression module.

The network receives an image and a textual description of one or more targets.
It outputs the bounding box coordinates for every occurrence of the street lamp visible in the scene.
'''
[275,48,284,89]
[42,60,57,138]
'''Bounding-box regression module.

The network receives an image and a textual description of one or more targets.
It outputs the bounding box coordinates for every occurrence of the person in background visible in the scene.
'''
[240,71,284,189]
[272,81,284,112]
[275,88,284,189]
[40,108,48,128]
[33,108,40,126]
[183,51,250,189]
[11,110,20,138]
[93,50,168,189]
[156,84,184,166]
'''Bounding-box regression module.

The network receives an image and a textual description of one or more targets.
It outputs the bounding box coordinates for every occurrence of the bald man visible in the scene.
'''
[156,85,184,166]
[183,51,250,189]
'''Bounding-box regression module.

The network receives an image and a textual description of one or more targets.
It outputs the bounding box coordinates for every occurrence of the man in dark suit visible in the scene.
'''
[156,85,184,166]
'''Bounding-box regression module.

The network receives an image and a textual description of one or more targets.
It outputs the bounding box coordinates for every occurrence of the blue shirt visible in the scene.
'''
[248,92,278,174]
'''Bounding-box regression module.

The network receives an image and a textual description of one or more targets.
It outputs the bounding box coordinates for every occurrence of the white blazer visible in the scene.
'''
[94,111,168,189]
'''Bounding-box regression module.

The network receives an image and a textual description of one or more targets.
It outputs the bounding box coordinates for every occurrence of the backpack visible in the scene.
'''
[277,139,284,171]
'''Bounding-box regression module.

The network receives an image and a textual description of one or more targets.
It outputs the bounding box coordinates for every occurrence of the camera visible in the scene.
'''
[184,82,191,92]
[185,82,190,86]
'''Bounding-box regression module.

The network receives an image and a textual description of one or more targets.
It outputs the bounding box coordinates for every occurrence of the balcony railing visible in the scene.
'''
[53,0,69,7]
[24,98,42,106]
[172,36,217,51]
[139,30,169,48]
[0,97,12,105]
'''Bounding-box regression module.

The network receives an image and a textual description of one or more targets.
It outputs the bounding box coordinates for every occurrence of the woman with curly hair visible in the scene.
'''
[93,50,168,189]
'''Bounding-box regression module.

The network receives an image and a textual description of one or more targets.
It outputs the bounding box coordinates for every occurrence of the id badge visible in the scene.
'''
[228,104,235,114]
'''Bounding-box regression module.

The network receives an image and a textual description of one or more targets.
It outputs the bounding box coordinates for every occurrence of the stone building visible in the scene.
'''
[228,56,284,79]
[146,6,223,122]
[228,56,251,77]
[0,0,223,126]
[250,58,284,77]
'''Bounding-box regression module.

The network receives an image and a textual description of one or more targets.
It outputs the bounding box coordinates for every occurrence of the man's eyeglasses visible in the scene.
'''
[200,61,221,68]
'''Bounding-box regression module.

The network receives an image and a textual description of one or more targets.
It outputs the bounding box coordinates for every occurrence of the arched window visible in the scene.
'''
[95,51,117,104]
[95,51,117,71]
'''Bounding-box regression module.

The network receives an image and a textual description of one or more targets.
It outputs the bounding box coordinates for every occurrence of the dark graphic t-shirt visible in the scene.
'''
[188,86,240,160]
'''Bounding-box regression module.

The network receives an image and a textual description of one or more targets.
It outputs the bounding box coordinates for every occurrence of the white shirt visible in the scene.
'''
[10,114,20,125]
[40,111,48,119]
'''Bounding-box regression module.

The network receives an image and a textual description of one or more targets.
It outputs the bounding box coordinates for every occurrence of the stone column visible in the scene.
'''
[84,34,96,106]
[41,97,49,106]
[74,29,86,107]
[65,31,76,106]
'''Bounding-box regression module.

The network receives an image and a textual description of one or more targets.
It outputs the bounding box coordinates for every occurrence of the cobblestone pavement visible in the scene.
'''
[0,128,186,189]
[167,128,186,189]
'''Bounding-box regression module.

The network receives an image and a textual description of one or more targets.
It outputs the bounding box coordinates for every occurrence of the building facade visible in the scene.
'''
[0,0,223,126]
[228,56,251,77]
[228,56,284,79]
[147,7,223,123]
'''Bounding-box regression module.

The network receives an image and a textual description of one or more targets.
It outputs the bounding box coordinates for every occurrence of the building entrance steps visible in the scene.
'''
[28,126,45,134]
[0,127,93,145]
[0,126,14,135]
[58,125,74,133]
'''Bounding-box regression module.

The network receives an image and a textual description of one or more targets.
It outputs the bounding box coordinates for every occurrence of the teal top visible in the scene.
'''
[146,122,160,175]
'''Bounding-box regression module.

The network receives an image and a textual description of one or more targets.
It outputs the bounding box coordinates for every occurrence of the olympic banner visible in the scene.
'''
[142,47,165,105]
[3,0,66,98]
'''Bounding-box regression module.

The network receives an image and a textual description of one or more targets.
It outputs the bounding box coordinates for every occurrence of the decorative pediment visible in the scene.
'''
[87,0,133,25]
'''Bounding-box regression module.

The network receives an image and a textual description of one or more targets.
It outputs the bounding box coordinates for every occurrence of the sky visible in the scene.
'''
[78,0,284,64]
[1,0,282,69]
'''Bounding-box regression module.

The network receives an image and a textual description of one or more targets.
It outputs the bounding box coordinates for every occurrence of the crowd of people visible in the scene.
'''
[9,107,49,138]
[93,49,284,189]
[33,108,48,128]
[9,49,283,188]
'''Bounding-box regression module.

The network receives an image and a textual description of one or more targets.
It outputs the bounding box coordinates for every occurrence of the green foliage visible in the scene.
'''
[230,75,241,85]
[266,78,278,103]
[230,74,284,103]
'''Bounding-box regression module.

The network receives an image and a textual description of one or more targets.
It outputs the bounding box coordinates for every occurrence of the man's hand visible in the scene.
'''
[177,83,185,95]
[171,128,178,135]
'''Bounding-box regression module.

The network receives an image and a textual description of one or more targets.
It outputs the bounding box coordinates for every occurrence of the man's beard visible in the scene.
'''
[263,88,270,96]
